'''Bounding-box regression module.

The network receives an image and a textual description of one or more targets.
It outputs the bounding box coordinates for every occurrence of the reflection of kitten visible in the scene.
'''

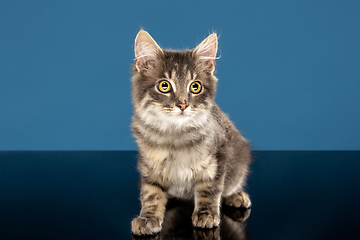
[132,200,249,240]
[131,30,251,235]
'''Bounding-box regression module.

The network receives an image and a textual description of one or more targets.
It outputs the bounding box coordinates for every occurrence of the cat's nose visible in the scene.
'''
[177,103,189,111]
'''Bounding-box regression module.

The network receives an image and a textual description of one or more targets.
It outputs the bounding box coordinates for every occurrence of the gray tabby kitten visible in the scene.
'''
[131,30,251,235]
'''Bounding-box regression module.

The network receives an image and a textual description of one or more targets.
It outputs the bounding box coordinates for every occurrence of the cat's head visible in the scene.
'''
[131,30,218,129]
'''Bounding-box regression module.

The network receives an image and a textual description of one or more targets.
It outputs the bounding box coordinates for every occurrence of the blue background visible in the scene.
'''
[1,0,359,150]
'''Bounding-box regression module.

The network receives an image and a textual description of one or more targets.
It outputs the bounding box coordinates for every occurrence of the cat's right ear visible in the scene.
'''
[192,33,218,74]
[134,30,163,72]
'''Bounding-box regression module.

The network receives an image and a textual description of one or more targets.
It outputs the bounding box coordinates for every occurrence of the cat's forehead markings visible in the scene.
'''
[163,70,175,80]
[186,69,192,81]
[182,65,191,79]
[170,69,177,80]
[191,72,198,81]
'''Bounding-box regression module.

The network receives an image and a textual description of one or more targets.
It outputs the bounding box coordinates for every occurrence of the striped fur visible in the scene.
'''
[131,31,251,235]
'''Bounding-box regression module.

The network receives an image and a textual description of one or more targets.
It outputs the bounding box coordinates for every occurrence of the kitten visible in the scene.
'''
[131,30,251,235]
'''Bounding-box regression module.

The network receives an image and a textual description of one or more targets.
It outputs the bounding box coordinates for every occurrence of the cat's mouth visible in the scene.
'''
[162,107,194,118]
[178,108,193,116]
[164,108,191,116]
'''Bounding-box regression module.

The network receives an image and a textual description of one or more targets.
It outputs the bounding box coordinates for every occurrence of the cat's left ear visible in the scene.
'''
[134,30,163,72]
[192,33,218,74]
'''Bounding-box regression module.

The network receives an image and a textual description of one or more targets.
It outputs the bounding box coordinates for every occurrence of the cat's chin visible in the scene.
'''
[172,111,194,120]
[172,112,191,119]
[165,111,193,124]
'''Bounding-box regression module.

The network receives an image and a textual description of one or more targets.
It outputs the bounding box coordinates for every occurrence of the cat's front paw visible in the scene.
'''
[224,191,251,208]
[131,216,162,235]
[192,210,220,229]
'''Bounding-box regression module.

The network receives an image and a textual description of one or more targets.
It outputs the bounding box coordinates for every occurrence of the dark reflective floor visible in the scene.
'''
[0,151,359,240]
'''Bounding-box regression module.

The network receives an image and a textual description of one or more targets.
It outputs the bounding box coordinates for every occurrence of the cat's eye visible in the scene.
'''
[158,80,172,93]
[190,81,202,94]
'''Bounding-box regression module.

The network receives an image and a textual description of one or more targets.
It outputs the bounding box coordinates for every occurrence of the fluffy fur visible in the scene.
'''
[131,30,251,235]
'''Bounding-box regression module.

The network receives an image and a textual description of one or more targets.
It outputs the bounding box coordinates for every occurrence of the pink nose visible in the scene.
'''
[178,103,188,111]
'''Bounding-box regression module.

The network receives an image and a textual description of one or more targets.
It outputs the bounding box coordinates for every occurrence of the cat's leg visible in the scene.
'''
[132,183,168,235]
[224,191,251,209]
[223,165,251,209]
[192,181,223,228]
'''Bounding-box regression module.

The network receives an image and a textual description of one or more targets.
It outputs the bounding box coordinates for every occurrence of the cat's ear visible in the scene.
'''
[134,30,163,72]
[192,33,218,74]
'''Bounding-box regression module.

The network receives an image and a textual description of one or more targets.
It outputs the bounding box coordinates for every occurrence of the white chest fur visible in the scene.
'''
[134,101,219,198]
[142,146,217,199]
